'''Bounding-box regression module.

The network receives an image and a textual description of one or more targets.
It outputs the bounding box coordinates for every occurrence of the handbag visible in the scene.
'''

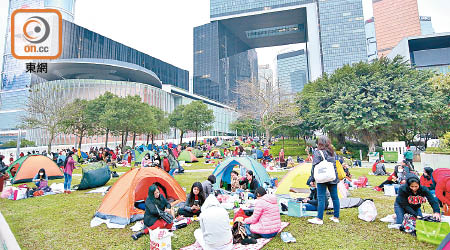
[336,159,346,180]
[314,151,336,183]
[416,217,450,245]
[155,205,173,224]
[400,213,417,235]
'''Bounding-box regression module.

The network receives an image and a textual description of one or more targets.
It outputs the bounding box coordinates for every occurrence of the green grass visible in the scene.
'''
[0,165,437,250]
[270,138,308,157]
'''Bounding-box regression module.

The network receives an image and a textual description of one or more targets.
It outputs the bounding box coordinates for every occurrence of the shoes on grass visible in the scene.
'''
[329,217,340,223]
[307,218,323,225]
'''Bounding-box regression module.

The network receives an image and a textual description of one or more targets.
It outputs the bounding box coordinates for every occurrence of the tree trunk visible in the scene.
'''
[195,131,198,146]
[265,128,270,144]
[104,129,109,148]
[146,133,150,145]
[303,136,308,147]
[121,132,125,149]
[179,130,184,145]
[122,129,129,152]
[132,132,136,148]
[78,131,84,149]
[151,134,155,146]
[337,133,346,146]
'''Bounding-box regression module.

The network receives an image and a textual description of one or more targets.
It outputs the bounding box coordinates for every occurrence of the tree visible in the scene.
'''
[235,74,299,141]
[88,92,118,148]
[60,99,96,149]
[183,101,215,144]
[141,105,169,145]
[169,105,189,144]
[21,85,69,154]
[299,57,435,152]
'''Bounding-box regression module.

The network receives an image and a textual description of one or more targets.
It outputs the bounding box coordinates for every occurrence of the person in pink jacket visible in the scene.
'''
[63,151,76,194]
[240,187,281,238]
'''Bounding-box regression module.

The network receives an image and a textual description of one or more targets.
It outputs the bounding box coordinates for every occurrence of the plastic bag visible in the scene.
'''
[417,219,450,245]
[358,200,377,222]
[150,228,173,250]
[384,185,396,196]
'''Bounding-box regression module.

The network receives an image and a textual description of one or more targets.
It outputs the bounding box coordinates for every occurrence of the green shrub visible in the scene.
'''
[425,147,450,155]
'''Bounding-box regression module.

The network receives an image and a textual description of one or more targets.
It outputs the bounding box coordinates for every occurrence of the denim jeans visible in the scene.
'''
[304,203,318,211]
[64,173,72,190]
[244,224,277,238]
[394,202,422,224]
[317,183,340,220]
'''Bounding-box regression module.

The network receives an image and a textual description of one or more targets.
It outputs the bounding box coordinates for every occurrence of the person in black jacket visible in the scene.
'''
[303,176,329,211]
[308,135,340,225]
[394,175,441,224]
[177,182,206,217]
[131,184,174,240]
[239,170,259,197]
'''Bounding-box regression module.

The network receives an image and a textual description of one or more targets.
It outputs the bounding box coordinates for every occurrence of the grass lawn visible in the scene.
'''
[0,164,437,250]
[270,138,308,158]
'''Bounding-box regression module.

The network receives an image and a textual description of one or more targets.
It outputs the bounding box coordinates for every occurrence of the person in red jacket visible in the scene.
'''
[420,167,435,190]
[433,168,450,205]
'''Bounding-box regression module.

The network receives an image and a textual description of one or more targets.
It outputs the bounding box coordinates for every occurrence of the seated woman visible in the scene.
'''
[178,182,206,217]
[237,187,281,239]
[194,195,233,250]
[239,170,259,197]
[394,175,440,225]
[131,184,174,240]
[141,153,152,167]
[32,168,48,188]
[420,167,435,191]
[374,165,407,191]
[373,161,388,176]
[202,175,216,198]
[302,177,329,211]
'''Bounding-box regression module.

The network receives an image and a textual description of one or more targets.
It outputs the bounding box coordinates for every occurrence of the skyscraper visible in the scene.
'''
[365,17,378,62]
[420,16,434,35]
[372,0,421,57]
[194,0,367,105]
[277,49,308,95]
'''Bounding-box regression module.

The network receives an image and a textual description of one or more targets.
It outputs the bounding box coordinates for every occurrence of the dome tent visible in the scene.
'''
[212,156,271,189]
[92,167,186,226]
[7,155,63,184]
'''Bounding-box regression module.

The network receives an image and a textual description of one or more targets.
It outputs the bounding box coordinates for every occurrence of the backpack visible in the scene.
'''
[314,151,336,183]
[232,221,248,244]
[401,213,417,236]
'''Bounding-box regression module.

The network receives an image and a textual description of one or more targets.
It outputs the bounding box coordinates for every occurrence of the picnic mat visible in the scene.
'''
[180,222,289,250]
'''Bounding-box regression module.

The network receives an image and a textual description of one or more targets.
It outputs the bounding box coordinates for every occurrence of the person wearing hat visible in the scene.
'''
[394,174,440,224]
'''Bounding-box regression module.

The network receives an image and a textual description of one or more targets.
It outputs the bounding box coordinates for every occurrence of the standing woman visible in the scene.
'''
[308,135,340,225]
[63,151,76,194]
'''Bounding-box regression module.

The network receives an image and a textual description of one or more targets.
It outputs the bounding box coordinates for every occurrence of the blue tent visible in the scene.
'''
[136,145,146,153]
[212,156,271,189]
[256,149,263,159]
[81,151,88,159]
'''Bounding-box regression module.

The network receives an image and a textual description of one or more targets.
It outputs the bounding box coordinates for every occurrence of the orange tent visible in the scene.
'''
[93,167,186,225]
[7,155,63,184]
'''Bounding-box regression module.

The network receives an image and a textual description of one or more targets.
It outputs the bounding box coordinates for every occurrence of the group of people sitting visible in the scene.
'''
[131,171,282,249]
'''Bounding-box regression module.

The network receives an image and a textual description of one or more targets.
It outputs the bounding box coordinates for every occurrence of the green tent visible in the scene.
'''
[177,150,198,163]
[220,141,232,148]
[192,149,204,158]
[135,150,154,163]
[77,162,111,190]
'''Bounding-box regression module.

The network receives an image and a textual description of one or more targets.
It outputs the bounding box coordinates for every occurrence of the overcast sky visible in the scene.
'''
[0,0,449,75]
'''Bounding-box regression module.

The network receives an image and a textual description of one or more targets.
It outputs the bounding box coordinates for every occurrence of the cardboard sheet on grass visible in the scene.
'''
[180,222,289,250]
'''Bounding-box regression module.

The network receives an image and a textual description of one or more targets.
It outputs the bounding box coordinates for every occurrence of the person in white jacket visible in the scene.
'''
[194,195,233,250]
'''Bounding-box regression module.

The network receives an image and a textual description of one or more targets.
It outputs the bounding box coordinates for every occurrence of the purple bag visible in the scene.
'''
[39,180,48,189]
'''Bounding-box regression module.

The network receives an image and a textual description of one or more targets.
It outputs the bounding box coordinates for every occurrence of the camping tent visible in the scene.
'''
[275,163,312,195]
[220,141,232,148]
[81,151,88,160]
[212,156,271,189]
[93,167,186,225]
[211,149,224,158]
[77,162,111,190]
[6,155,64,184]
[177,150,198,163]
[136,145,146,153]
[192,149,204,158]
[256,149,263,159]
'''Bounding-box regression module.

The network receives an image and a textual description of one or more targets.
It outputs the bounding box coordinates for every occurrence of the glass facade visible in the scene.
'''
[317,0,367,74]
[277,49,308,95]
[194,22,258,104]
[210,0,314,19]
[1,0,189,130]
[26,79,237,146]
